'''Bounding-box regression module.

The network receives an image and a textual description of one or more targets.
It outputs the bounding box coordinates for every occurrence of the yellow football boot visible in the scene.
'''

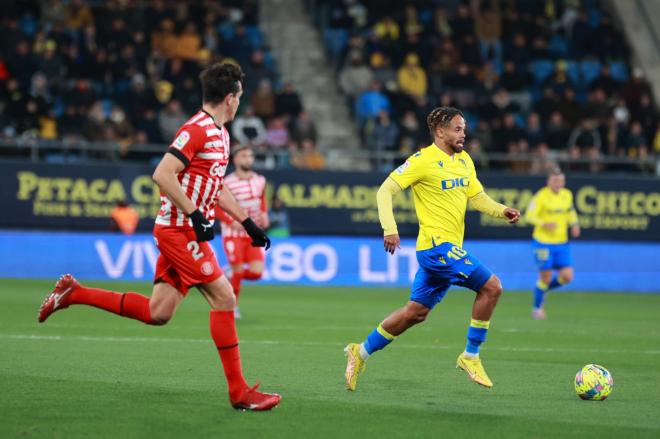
[456,353,493,388]
[344,343,367,391]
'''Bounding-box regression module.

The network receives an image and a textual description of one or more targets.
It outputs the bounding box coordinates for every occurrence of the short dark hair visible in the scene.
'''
[199,62,245,104]
[427,106,464,134]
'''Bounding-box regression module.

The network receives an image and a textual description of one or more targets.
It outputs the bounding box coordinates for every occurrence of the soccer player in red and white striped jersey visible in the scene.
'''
[37,63,281,411]
[216,145,269,317]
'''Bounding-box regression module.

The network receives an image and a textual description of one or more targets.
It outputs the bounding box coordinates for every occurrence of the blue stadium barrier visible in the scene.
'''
[1,231,658,293]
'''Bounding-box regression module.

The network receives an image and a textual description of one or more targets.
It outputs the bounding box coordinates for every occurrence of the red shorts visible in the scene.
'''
[223,236,265,266]
[153,225,223,295]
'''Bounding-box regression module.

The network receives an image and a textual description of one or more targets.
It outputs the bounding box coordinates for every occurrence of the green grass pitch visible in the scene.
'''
[1,278,659,439]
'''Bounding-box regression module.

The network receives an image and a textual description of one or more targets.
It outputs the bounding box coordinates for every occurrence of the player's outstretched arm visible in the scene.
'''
[218,190,271,249]
[377,178,403,254]
[469,192,520,224]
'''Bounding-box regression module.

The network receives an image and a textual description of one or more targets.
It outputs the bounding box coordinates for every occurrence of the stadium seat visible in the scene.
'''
[530,60,555,85]
[609,61,629,82]
[565,61,581,86]
[580,59,602,86]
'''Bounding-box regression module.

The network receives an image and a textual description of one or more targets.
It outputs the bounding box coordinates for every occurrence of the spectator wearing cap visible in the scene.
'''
[396,53,427,98]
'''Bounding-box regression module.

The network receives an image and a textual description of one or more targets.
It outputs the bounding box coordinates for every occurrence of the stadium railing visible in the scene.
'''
[0,139,658,176]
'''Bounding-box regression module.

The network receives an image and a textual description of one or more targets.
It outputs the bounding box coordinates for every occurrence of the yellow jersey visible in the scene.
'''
[525,187,579,244]
[389,144,484,250]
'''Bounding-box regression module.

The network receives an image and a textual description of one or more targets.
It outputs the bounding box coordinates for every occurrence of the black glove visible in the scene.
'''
[189,209,214,242]
[242,218,271,250]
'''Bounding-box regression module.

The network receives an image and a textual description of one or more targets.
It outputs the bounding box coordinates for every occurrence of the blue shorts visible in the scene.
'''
[532,240,572,271]
[410,242,494,310]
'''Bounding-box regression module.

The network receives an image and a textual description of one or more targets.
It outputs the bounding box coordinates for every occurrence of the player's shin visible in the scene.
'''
[361,323,397,359]
[464,318,490,357]
[533,279,549,309]
[209,310,248,400]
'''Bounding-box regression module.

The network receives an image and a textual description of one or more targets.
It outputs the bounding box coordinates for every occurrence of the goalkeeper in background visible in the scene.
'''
[525,169,580,320]
[344,107,520,391]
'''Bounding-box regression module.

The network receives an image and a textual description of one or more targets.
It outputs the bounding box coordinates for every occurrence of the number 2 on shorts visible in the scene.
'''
[187,241,205,261]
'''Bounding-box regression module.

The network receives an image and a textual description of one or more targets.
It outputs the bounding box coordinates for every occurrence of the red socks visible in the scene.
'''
[69,286,154,324]
[231,270,262,301]
[242,270,262,281]
[209,310,248,400]
[230,272,243,299]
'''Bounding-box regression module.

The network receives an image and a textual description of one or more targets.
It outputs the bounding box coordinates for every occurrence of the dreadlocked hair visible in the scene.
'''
[426,106,464,135]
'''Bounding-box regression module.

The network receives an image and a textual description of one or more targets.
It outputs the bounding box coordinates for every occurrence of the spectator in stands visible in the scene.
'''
[499,59,532,111]
[355,80,391,124]
[568,119,602,159]
[525,112,545,147]
[465,138,489,169]
[493,112,525,153]
[534,87,560,121]
[544,61,574,96]
[398,110,425,154]
[107,105,135,147]
[339,52,374,108]
[545,111,570,151]
[474,0,502,64]
[7,40,36,90]
[134,109,163,144]
[625,121,648,158]
[630,94,658,143]
[590,65,620,97]
[232,106,267,148]
[366,110,399,169]
[558,88,583,127]
[265,116,290,150]
[244,50,276,96]
[584,88,610,122]
[251,78,276,121]
[369,52,396,89]
[621,68,653,105]
[396,53,427,98]
[157,99,186,142]
[291,138,325,170]
[290,111,317,144]
[275,82,303,118]
[471,119,494,152]
[450,4,475,39]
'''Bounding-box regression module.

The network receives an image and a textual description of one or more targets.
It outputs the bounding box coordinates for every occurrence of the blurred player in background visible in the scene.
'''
[37,63,281,411]
[344,107,520,391]
[216,144,269,318]
[525,169,580,320]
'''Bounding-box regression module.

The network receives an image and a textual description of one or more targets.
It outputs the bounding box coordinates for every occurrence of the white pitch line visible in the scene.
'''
[1,333,659,355]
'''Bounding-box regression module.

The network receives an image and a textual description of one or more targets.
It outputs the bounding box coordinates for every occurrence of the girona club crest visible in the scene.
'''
[201,262,214,276]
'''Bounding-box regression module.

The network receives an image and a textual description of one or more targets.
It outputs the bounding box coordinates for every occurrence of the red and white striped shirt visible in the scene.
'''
[155,110,230,228]
[218,172,267,238]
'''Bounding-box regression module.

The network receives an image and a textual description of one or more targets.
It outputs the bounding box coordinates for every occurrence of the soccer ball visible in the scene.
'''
[574,364,614,400]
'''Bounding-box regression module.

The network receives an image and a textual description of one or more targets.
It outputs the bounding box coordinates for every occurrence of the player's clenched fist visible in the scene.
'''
[242,218,271,250]
[504,207,521,224]
[189,209,215,242]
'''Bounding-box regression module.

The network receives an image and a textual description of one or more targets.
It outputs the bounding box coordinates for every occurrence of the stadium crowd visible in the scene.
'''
[314,0,659,173]
[0,0,324,169]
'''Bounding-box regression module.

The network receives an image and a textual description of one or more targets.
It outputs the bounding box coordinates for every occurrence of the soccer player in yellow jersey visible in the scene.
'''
[525,169,580,319]
[344,107,521,391]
